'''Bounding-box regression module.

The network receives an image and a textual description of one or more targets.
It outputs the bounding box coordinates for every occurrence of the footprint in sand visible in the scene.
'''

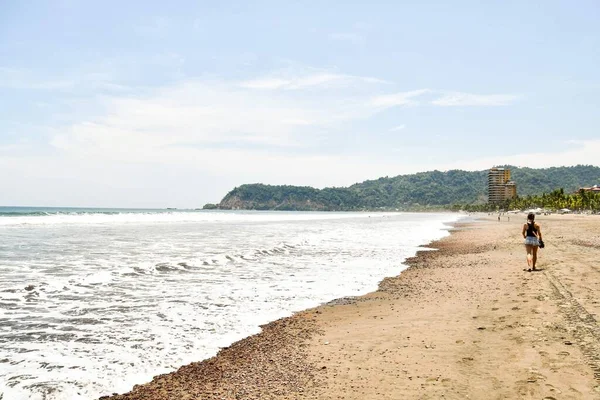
[545,383,561,393]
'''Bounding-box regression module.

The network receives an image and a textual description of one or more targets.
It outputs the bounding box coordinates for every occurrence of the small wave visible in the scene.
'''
[68,318,104,326]
[177,262,194,270]
[154,263,191,273]
[0,209,405,226]
[0,301,20,309]
[132,266,150,275]
[195,242,299,267]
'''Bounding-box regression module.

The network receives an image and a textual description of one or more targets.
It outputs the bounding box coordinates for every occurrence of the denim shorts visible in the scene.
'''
[524,237,539,246]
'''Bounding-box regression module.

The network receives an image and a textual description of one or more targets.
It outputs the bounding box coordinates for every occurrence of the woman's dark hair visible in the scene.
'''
[527,212,535,221]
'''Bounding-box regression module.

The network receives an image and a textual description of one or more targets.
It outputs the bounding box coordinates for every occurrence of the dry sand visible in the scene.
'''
[102,214,600,400]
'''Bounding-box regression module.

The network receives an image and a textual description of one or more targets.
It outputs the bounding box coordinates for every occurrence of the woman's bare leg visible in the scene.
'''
[525,244,533,267]
[532,246,538,269]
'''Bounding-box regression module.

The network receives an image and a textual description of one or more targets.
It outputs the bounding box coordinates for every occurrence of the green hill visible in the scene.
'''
[213,165,600,211]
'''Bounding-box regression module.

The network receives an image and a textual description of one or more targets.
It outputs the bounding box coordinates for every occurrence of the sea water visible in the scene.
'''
[0,208,461,400]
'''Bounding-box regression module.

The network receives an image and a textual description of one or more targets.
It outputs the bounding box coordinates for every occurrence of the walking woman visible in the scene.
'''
[522,212,542,271]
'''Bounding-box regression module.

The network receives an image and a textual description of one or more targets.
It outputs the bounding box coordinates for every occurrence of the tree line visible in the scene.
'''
[460,188,600,213]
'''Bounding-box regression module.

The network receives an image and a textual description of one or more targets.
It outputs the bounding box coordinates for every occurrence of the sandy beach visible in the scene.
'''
[102,214,600,400]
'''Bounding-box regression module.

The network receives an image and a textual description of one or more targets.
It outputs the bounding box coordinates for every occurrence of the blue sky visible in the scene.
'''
[1,1,599,207]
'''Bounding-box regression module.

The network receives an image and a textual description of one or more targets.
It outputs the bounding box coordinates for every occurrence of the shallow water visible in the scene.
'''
[0,209,460,400]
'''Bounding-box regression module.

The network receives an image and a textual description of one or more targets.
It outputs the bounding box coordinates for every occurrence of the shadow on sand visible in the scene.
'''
[522,267,545,272]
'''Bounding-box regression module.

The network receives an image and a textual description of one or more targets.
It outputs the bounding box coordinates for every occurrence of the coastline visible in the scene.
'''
[102,214,600,399]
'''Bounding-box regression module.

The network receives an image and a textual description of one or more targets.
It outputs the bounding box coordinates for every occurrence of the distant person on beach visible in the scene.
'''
[522,212,542,271]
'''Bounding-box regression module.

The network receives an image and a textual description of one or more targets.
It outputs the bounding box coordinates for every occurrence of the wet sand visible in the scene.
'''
[102,214,600,399]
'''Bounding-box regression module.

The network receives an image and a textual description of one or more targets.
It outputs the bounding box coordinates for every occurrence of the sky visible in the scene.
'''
[1,1,599,208]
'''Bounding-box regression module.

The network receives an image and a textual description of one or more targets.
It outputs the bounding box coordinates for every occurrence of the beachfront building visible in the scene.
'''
[578,184,600,193]
[488,167,517,204]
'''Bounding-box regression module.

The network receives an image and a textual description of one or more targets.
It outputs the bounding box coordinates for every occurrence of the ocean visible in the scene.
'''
[0,208,461,400]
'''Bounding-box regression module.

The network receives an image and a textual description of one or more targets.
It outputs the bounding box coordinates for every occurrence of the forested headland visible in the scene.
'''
[205,165,600,212]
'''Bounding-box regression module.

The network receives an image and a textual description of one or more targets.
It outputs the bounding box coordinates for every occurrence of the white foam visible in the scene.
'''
[0,210,404,226]
[0,212,462,400]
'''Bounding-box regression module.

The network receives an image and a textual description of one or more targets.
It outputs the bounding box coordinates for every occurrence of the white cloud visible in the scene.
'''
[30,75,528,176]
[0,67,129,92]
[368,89,430,108]
[390,125,406,131]
[240,78,292,90]
[0,143,30,154]
[370,90,520,108]
[240,71,387,90]
[431,92,519,106]
[49,74,400,162]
